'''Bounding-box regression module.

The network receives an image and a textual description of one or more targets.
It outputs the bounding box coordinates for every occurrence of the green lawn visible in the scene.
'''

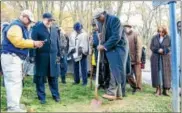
[1,75,172,112]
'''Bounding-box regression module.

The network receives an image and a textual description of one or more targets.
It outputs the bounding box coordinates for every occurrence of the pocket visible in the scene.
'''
[11,54,22,64]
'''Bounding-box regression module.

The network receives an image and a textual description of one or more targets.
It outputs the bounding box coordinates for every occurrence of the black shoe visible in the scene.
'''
[72,82,79,85]
[82,83,87,86]
[122,93,127,97]
[40,100,46,104]
[132,89,137,95]
[54,98,61,102]
[62,81,66,84]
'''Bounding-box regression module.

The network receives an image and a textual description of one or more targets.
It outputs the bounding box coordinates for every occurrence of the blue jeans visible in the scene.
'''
[73,55,88,85]
[60,55,68,83]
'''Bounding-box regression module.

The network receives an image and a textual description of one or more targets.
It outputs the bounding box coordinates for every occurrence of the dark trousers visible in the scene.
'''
[99,61,110,89]
[36,75,60,101]
[60,55,68,83]
[127,64,142,90]
[73,55,87,85]
[35,63,60,101]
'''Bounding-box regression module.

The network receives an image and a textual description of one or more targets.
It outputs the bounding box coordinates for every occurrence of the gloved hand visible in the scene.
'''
[29,57,35,63]
[78,47,83,56]
[70,48,76,54]
[56,57,61,64]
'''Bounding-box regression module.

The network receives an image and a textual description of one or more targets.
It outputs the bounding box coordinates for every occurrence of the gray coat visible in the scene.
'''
[150,34,171,88]
[31,22,60,83]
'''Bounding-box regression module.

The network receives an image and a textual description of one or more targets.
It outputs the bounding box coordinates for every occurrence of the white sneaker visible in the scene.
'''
[7,108,27,112]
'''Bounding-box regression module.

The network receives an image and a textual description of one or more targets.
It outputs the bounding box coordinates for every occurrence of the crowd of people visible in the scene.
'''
[0,9,172,112]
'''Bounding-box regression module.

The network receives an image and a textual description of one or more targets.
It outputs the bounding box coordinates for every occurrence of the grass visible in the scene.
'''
[1,75,172,112]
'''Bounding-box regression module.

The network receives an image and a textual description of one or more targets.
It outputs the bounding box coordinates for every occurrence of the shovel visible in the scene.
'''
[90,41,102,109]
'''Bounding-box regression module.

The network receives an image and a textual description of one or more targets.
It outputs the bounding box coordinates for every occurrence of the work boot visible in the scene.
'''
[163,89,170,96]
[116,96,123,100]
[102,94,116,101]
[155,87,161,96]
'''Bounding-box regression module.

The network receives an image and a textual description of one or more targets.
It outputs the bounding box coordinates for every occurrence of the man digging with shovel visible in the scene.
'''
[93,8,127,101]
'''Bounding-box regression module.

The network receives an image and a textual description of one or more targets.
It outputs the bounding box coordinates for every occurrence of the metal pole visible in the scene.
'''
[168,1,180,112]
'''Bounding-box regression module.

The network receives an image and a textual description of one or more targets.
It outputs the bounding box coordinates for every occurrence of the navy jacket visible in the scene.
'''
[30,22,60,83]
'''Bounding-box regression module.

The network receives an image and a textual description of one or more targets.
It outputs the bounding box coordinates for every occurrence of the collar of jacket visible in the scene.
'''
[157,34,168,40]
[41,22,52,34]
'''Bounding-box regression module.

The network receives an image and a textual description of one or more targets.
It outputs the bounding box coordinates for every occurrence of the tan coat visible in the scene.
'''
[126,30,142,65]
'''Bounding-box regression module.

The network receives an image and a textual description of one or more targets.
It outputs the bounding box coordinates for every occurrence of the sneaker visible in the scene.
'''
[54,98,61,103]
[7,108,26,112]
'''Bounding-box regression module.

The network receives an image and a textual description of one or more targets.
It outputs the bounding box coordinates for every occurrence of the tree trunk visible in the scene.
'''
[45,0,49,12]
[37,0,42,20]
[25,1,29,9]
[116,1,123,17]
[51,1,54,15]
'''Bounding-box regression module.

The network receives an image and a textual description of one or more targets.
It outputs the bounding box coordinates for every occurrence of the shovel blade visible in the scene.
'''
[90,99,102,110]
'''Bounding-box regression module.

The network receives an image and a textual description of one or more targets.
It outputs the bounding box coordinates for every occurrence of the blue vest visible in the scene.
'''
[2,19,29,56]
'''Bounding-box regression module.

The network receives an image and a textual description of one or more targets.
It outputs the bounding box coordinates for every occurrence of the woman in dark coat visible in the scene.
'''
[150,26,171,96]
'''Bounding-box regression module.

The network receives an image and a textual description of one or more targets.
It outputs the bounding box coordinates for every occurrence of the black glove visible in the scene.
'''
[70,48,76,54]
[29,57,35,63]
[78,47,83,56]
[56,57,60,64]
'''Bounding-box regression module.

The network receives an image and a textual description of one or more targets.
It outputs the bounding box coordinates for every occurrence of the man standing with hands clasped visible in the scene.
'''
[1,10,44,112]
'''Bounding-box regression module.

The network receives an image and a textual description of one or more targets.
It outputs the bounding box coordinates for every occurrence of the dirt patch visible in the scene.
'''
[53,98,130,112]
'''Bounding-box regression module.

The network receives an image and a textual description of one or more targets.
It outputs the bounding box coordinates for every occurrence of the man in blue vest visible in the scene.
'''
[1,10,44,112]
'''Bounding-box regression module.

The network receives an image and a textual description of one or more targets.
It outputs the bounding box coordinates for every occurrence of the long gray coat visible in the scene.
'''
[30,22,60,83]
[150,34,171,88]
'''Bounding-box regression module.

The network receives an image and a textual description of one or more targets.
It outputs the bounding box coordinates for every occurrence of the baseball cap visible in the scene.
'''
[21,10,34,22]
[43,13,55,21]
[93,8,105,19]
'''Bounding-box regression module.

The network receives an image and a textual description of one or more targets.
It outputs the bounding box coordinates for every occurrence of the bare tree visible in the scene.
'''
[58,1,66,26]
[37,0,43,20]
[116,1,124,17]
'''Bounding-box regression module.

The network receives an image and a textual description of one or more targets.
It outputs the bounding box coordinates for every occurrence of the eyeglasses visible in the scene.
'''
[48,19,53,23]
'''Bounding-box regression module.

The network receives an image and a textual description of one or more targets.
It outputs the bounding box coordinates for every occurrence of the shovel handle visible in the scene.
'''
[95,47,101,99]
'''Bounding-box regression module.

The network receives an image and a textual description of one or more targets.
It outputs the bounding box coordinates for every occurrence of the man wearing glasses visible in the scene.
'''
[31,13,61,104]
[1,10,44,112]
